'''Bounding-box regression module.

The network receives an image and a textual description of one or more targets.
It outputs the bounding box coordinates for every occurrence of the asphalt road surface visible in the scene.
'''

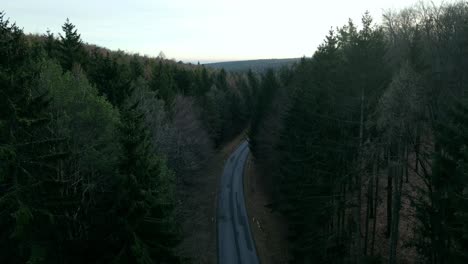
[217,141,259,264]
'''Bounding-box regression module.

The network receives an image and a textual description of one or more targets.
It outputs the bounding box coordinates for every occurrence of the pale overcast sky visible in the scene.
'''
[2,0,451,62]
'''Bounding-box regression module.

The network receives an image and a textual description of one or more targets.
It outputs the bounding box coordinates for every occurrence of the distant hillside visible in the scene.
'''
[204,58,300,72]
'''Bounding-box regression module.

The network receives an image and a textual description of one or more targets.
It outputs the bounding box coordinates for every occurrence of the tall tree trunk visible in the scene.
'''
[386,147,393,238]
[364,157,376,256]
[364,185,371,256]
[356,86,365,262]
[389,138,404,264]
[415,124,420,174]
[337,182,342,241]
[355,173,363,263]
[341,182,346,247]
[370,154,380,256]
[369,163,375,218]
[405,144,409,183]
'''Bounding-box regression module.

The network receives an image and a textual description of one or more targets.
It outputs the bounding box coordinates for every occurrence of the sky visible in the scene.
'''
[2,0,451,63]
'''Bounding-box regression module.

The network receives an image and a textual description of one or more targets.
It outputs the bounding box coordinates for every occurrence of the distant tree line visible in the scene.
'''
[0,13,257,263]
[250,2,468,263]
[206,58,300,73]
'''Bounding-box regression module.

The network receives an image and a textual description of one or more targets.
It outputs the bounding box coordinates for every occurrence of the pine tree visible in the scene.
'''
[274,34,356,262]
[173,67,192,95]
[199,66,211,95]
[414,97,468,263]
[215,69,228,90]
[113,101,180,263]
[150,61,176,104]
[86,51,131,107]
[249,69,280,156]
[130,55,144,80]
[44,29,59,59]
[58,18,86,71]
[0,13,69,263]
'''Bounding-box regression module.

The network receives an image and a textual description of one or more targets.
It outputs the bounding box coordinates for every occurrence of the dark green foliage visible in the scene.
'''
[215,69,228,90]
[222,89,247,139]
[173,67,192,95]
[5,1,468,263]
[414,97,468,263]
[0,13,69,263]
[129,55,144,80]
[150,60,177,104]
[44,29,60,59]
[249,15,392,263]
[199,66,211,95]
[87,50,132,107]
[249,69,281,155]
[278,87,347,263]
[275,34,360,262]
[58,19,87,71]
[249,2,468,263]
[247,69,260,104]
[114,102,180,264]
[1,11,253,264]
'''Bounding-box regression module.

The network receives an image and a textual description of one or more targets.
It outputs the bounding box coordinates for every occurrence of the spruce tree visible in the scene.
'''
[44,29,59,59]
[249,69,280,157]
[58,18,86,71]
[130,55,144,80]
[414,97,468,263]
[114,101,180,263]
[0,13,69,263]
[150,61,176,104]
[199,66,211,95]
[215,69,228,90]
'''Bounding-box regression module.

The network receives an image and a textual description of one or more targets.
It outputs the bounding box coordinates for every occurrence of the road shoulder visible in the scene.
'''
[243,154,291,263]
[176,132,247,263]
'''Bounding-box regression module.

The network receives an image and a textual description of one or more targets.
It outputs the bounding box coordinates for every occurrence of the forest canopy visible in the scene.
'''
[250,1,468,263]
[2,0,468,263]
[0,12,256,263]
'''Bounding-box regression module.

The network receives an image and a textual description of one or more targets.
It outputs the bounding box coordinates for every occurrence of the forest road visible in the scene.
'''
[217,141,259,264]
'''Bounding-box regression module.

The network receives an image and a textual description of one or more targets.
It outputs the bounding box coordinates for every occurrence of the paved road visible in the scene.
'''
[217,141,259,264]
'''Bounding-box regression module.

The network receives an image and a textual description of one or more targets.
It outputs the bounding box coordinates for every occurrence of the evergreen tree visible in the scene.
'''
[44,29,59,59]
[173,67,192,95]
[249,69,280,156]
[114,101,180,263]
[199,66,211,95]
[58,18,86,71]
[0,10,248,264]
[414,97,468,263]
[275,32,355,262]
[0,13,68,263]
[86,51,132,107]
[130,54,144,80]
[202,85,226,145]
[215,69,228,90]
[150,61,176,104]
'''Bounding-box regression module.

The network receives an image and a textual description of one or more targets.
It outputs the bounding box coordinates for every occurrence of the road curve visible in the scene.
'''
[217,141,259,264]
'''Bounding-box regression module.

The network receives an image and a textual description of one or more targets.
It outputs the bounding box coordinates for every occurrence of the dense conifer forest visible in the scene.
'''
[250,2,468,263]
[205,58,300,73]
[0,13,257,263]
[1,1,468,263]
